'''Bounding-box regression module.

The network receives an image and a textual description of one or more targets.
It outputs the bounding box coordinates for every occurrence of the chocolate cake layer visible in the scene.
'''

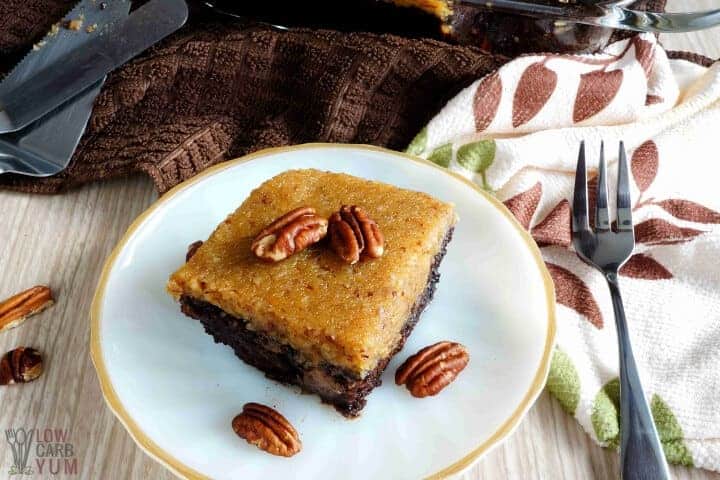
[179,228,453,417]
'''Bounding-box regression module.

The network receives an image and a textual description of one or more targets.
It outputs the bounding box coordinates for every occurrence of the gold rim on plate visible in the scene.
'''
[90,143,557,480]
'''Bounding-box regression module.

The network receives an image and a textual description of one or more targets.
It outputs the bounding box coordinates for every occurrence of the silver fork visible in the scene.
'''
[572,141,670,480]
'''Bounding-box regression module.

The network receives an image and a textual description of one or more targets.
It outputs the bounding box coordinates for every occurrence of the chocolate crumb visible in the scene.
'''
[66,19,83,31]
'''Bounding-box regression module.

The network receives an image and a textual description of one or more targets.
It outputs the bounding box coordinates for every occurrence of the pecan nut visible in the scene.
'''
[0,347,43,386]
[232,403,301,457]
[0,286,54,332]
[328,205,384,264]
[251,207,328,262]
[186,240,204,262]
[395,341,469,398]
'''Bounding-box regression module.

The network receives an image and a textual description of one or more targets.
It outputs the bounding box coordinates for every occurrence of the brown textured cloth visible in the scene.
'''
[0,2,506,193]
[0,0,699,194]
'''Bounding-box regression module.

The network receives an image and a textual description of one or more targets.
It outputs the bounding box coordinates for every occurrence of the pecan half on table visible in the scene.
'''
[0,347,43,386]
[232,403,302,457]
[251,207,328,262]
[0,286,54,332]
[328,205,384,264]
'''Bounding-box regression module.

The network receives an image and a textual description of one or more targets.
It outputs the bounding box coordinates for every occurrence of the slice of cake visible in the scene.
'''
[167,169,456,417]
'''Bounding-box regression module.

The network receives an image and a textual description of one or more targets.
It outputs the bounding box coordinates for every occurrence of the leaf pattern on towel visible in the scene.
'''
[457,140,496,190]
[512,62,557,128]
[629,141,715,251]
[591,377,620,448]
[631,140,659,193]
[646,94,664,105]
[546,263,603,329]
[532,200,571,247]
[634,219,703,246]
[584,174,600,221]
[651,395,694,467]
[405,127,427,156]
[620,254,673,280]
[634,37,656,77]
[473,73,502,133]
[503,182,542,230]
[592,380,695,465]
[573,69,623,123]
[547,348,581,416]
[656,199,720,224]
[428,143,452,168]
[615,140,719,278]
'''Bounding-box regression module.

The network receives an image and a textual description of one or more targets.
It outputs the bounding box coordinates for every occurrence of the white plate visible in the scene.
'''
[91,144,555,480]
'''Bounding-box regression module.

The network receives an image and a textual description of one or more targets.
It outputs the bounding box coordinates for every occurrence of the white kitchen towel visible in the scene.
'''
[406,33,720,472]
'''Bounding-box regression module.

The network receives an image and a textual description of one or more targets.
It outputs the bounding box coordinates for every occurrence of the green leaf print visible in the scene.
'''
[428,143,452,168]
[651,395,694,467]
[590,381,694,466]
[591,377,621,449]
[406,127,428,156]
[547,348,581,416]
[456,140,496,190]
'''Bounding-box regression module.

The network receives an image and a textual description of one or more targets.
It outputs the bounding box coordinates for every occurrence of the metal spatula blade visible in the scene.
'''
[0,0,189,136]
[0,0,131,177]
[0,0,189,179]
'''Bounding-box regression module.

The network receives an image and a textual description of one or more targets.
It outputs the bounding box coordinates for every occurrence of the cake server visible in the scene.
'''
[0,0,130,177]
[0,0,189,136]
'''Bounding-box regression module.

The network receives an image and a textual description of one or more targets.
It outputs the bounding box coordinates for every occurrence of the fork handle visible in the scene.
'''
[607,272,670,480]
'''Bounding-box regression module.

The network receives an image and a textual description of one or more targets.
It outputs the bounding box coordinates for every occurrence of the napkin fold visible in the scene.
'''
[407,33,720,472]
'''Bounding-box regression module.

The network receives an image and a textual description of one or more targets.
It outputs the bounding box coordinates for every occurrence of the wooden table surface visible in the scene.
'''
[2,3,719,478]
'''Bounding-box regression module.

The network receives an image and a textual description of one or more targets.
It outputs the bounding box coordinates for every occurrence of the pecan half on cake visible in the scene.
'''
[167,169,456,417]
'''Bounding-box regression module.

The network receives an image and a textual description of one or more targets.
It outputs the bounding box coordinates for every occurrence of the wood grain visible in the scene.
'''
[1,3,719,477]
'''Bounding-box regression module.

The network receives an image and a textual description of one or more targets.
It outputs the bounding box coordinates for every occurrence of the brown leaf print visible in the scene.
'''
[633,37,656,77]
[573,69,623,123]
[532,200,571,247]
[474,72,502,133]
[631,140,659,193]
[504,182,542,230]
[546,263,603,329]
[656,199,720,224]
[620,254,673,280]
[635,218,703,245]
[512,62,557,128]
[646,94,664,105]
[587,175,599,218]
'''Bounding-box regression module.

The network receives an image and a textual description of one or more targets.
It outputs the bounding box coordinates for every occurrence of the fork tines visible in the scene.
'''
[572,141,633,235]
